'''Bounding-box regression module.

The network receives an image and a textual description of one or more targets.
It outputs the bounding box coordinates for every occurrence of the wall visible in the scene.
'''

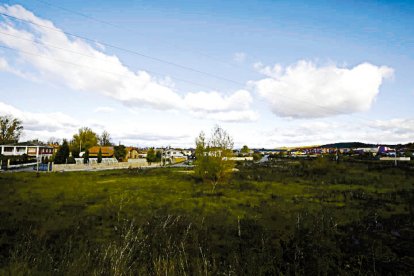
[52,161,161,172]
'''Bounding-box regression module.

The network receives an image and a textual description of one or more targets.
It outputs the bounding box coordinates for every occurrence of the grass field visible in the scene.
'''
[0,159,413,274]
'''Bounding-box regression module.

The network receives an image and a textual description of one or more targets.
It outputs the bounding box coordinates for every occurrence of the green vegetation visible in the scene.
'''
[70,127,99,157]
[97,147,103,163]
[146,148,161,164]
[240,145,250,155]
[0,159,413,274]
[83,149,89,164]
[0,115,23,144]
[114,145,126,161]
[195,126,235,192]
[54,139,70,164]
[98,130,113,146]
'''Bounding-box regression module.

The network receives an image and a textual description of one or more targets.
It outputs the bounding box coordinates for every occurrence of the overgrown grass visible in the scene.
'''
[0,160,413,274]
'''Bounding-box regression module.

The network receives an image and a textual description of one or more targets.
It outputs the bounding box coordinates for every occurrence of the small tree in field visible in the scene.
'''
[195,125,235,192]
[240,145,250,156]
[114,145,126,161]
[97,148,102,163]
[54,139,70,164]
[146,148,156,164]
[83,150,89,164]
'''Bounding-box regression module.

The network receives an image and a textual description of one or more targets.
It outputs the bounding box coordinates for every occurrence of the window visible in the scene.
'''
[4,147,13,152]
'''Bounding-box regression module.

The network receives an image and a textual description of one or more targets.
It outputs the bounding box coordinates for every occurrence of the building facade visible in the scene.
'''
[0,144,53,159]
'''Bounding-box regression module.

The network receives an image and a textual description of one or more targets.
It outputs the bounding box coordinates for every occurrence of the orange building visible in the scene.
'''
[88,146,114,157]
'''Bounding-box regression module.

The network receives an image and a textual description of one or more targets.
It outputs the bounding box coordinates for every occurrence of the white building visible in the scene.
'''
[163,149,187,163]
[0,144,53,159]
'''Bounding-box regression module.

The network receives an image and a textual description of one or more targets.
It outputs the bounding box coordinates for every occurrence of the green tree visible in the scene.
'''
[241,145,250,155]
[54,139,70,164]
[155,150,162,162]
[70,127,98,155]
[146,148,156,164]
[99,130,112,146]
[114,145,126,161]
[252,152,262,161]
[195,126,235,192]
[97,147,102,163]
[83,149,89,164]
[0,115,23,144]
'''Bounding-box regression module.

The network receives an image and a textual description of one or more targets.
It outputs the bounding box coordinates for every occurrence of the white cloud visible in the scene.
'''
[93,106,115,113]
[0,101,79,141]
[184,90,259,122]
[191,110,259,122]
[184,90,252,112]
[262,118,414,146]
[0,4,255,122]
[0,101,194,146]
[253,62,282,78]
[233,52,246,63]
[251,60,393,118]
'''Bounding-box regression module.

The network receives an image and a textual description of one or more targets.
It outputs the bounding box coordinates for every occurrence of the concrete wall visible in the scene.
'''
[379,157,411,161]
[52,161,161,172]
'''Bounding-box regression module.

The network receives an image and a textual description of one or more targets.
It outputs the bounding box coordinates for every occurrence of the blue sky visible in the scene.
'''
[0,0,413,147]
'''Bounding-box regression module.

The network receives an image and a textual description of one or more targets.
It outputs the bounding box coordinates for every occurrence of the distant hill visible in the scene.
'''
[320,142,414,149]
[320,142,376,149]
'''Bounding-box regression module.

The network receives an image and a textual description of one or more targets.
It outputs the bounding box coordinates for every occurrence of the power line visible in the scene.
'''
[0,44,219,91]
[0,11,244,86]
[0,31,218,90]
[0,12,378,122]
[29,0,243,69]
[0,35,374,122]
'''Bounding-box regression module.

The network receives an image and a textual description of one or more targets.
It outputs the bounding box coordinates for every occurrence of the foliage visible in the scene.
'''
[0,154,36,165]
[67,156,76,164]
[83,149,89,164]
[0,115,23,144]
[156,150,162,162]
[146,148,156,163]
[97,148,102,163]
[47,137,61,145]
[99,130,112,146]
[240,145,250,155]
[70,127,98,154]
[0,161,413,274]
[146,148,161,164]
[252,152,262,161]
[54,139,70,164]
[195,126,235,191]
[114,145,126,161]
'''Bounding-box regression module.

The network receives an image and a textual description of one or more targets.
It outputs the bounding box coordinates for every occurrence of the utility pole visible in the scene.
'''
[395,149,397,167]
[336,147,339,163]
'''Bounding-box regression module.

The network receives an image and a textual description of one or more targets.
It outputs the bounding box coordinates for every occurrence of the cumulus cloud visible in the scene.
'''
[184,90,252,112]
[253,62,282,78]
[116,132,190,142]
[191,110,259,122]
[262,118,414,146]
[0,4,255,122]
[184,90,259,121]
[93,106,115,113]
[0,101,79,141]
[0,101,193,145]
[233,52,246,63]
[251,60,393,118]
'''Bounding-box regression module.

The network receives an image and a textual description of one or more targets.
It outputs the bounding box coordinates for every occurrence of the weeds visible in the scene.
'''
[0,162,413,274]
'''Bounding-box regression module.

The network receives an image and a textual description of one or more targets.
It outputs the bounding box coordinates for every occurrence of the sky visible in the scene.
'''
[0,0,413,148]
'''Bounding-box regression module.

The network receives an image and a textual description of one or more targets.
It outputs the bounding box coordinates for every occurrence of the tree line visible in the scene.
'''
[2,115,248,184]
